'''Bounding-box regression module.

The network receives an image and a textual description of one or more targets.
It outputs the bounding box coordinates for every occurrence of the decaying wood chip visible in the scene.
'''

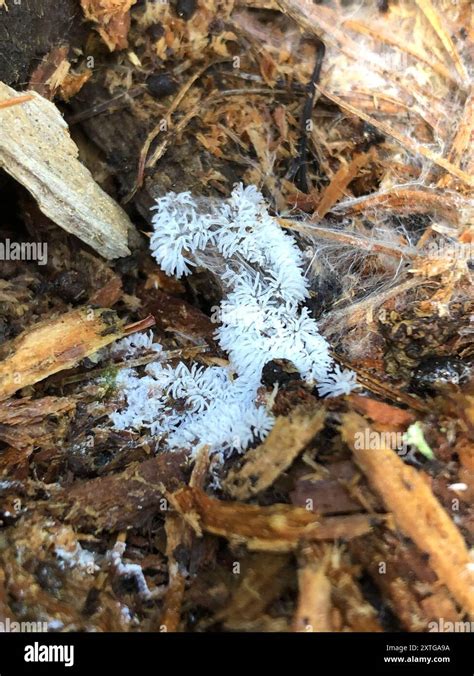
[80,0,137,51]
[313,150,373,219]
[350,532,461,631]
[337,188,463,223]
[342,412,474,617]
[170,487,378,552]
[0,83,132,259]
[348,395,416,429]
[223,405,326,499]
[293,545,333,632]
[328,547,382,632]
[290,476,363,515]
[28,46,71,100]
[160,447,210,632]
[0,307,125,400]
[53,452,188,532]
[0,446,32,480]
[0,395,76,426]
[216,553,293,631]
[160,513,187,633]
[0,395,76,451]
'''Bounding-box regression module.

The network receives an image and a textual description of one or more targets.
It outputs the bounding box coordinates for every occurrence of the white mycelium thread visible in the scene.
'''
[111,185,357,457]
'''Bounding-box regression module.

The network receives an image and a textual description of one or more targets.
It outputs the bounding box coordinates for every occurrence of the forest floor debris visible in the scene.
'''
[0,0,472,633]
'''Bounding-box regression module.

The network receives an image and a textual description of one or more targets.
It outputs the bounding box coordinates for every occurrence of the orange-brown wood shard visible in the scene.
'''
[316,85,473,187]
[313,151,372,219]
[342,412,474,617]
[0,307,125,400]
[80,0,137,51]
[52,452,188,532]
[171,487,379,552]
[0,93,34,109]
[223,406,326,499]
[293,545,333,632]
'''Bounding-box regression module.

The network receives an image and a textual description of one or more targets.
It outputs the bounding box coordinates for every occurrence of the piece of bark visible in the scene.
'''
[160,514,188,633]
[0,0,85,86]
[0,395,76,451]
[0,446,32,480]
[0,307,125,400]
[170,487,379,552]
[223,406,326,500]
[350,532,461,631]
[160,447,209,632]
[348,395,416,429]
[342,412,474,617]
[0,395,75,426]
[290,478,362,515]
[143,289,219,351]
[52,452,187,532]
[28,46,71,100]
[0,83,132,259]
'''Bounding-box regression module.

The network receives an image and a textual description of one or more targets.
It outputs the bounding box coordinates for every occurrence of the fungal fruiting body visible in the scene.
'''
[111,185,357,458]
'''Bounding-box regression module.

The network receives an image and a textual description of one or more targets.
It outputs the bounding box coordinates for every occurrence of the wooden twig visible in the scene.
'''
[316,85,474,187]
[312,150,372,218]
[332,353,431,413]
[415,0,469,82]
[279,217,418,261]
[124,61,225,203]
[0,93,34,109]
[287,39,325,193]
[342,18,457,83]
